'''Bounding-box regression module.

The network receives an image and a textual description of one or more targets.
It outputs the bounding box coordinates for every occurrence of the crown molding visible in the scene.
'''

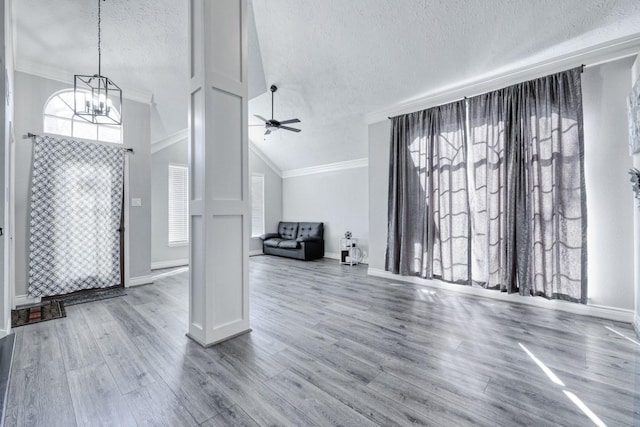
[249,141,283,178]
[282,157,368,179]
[366,33,640,124]
[151,129,188,154]
[15,58,153,105]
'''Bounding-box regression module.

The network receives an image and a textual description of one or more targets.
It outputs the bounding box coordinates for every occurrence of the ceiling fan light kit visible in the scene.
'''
[74,0,123,125]
[252,85,301,136]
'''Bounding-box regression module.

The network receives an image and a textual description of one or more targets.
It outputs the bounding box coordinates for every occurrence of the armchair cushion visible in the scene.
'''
[297,222,324,240]
[278,240,300,249]
[263,238,284,248]
[259,232,280,241]
[278,222,299,240]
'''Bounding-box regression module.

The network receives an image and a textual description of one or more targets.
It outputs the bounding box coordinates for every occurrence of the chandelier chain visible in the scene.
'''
[98,0,102,76]
[74,0,121,125]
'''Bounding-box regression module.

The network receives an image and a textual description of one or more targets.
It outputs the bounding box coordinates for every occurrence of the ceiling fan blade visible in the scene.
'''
[249,124,265,127]
[254,115,268,122]
[264,129,271,136]
[279,118,300,125]
[280,126,301,133]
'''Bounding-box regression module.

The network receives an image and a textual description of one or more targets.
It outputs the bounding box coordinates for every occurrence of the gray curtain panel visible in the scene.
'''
[468,89,514,291]
[28,136,125,297]
[386,100,470,283]
[469,67,586,302]
[388,67,586,303]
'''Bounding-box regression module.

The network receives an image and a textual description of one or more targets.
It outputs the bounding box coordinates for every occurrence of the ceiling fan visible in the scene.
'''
[251,85,301,136]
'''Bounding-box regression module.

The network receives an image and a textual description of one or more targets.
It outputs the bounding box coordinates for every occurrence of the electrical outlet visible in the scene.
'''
[131,198,142,207]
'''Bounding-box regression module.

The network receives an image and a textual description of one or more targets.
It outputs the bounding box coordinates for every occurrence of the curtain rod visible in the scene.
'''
[388,64,587,120]
[25,132,134,153]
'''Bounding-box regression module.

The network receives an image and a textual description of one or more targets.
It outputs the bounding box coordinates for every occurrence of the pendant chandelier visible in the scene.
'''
[74,0,122,125]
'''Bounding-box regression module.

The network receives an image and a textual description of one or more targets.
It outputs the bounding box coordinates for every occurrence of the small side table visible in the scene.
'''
[339,238,359,266]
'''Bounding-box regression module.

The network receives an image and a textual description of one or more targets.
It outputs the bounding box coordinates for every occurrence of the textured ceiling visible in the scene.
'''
[14,1,640,170]
[249,0,640,170]
[14,0,189,142]
[14,0,265,143]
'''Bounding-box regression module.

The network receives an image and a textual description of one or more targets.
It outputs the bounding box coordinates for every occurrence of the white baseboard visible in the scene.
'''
[151,259,189,270]
[324,252,340,260]
[14,294,41,308]
[249,250,263,256]
[127,275,154,288]
[368,268,634,323]
[0,314,11,338]
[634,314,640,338]
[151,267,189,280]
[325,252,369,265]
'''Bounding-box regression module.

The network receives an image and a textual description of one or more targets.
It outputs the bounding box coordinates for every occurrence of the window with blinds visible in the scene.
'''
[168,164,189,246]
[251,174,265,238]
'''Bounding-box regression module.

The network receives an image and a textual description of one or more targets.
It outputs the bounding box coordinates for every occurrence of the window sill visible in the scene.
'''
[168,242,188,247]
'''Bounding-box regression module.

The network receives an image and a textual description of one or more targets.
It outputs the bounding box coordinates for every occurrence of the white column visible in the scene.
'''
[187,0,250,346]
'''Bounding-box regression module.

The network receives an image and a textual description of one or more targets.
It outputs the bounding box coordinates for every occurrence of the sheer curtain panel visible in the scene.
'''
[468,90,514,291]
[469,67,586,302]
[386,100,470,283]
[388,67,587,303]
[28,136,125,297]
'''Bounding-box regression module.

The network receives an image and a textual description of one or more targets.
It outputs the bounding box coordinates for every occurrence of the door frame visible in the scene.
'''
[123,154,131,287]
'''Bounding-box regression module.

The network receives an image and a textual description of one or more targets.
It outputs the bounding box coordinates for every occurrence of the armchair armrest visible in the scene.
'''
[297,235,322,242]
[259,233,280,241]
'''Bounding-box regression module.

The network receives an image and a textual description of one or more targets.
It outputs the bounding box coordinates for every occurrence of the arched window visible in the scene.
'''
[43,89,122,144]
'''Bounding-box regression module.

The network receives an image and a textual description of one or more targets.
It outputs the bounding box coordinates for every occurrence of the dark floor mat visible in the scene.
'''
[11,301,66,327]
[50,287,127,307]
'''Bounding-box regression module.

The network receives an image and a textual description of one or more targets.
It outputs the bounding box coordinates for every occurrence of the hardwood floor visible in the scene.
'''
[5,256,640,426]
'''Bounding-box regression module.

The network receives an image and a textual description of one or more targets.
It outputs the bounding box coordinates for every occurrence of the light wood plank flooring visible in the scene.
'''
[5,256,640,426]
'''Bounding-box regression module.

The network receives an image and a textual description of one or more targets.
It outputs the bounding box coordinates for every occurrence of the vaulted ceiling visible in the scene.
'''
[14,0,640,171]
[14,0,189,142]
[249,0,640,170]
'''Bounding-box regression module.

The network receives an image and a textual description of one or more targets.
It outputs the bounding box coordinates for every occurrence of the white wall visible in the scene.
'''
[0,0,13,335]
[122,98,152,281]
[368,121,390,271]
[151,138,188,267]
[247,0,267,100]
[150,141,282,260]
[283,166,369,260]
[632,53,640,333]
[249,149,283,253]
[582,57,635,310]
[368,57,636,311]
[14,71,152,298]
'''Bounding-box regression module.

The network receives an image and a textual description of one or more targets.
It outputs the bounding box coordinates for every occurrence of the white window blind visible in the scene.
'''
[168,165,189,245]
[251,174,265,238]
